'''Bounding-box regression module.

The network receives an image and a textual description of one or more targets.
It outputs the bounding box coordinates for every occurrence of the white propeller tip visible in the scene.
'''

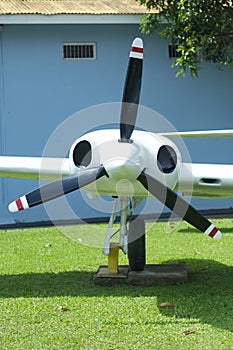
[205,224,222,240]
[213,230,222,240]
[8,196,29,212]
[132,37,143,48]
[130,38,143,59]
[8,201,19,213]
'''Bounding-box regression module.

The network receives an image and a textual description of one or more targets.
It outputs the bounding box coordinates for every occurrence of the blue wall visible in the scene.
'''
[0,23,232,225]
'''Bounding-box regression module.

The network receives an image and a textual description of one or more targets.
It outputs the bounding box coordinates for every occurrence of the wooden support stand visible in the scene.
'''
[94,264,188,286]
[108,243,120,274]
[94,263,188,286]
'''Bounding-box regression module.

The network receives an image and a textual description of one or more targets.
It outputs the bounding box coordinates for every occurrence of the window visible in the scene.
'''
[63,43,96,60]
[168,44,181,58]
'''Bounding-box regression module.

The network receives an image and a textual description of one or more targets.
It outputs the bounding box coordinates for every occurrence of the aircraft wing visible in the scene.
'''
[177,163,233,198]
[0,156,71,180]
[159,129,233,139]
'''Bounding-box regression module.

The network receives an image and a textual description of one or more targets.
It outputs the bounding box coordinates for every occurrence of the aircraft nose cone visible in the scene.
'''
[104,158,142,181]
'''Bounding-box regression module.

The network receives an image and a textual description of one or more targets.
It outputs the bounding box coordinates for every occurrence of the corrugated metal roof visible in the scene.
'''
[0,0,154,15]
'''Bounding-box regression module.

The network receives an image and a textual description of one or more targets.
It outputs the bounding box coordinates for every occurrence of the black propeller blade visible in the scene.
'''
[137,171,222,240]
[9,166,108,212]
[120,38,143,142]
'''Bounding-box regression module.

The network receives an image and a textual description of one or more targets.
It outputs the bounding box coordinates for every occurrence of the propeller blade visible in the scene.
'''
[120,37,143,142]
[137,172,222,240]
[9,166,108,212]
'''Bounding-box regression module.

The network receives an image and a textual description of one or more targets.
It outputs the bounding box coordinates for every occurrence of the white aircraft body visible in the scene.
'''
[0,38,233,271]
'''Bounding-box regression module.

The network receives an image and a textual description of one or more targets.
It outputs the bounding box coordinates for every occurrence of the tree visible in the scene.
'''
[138,0,233,77]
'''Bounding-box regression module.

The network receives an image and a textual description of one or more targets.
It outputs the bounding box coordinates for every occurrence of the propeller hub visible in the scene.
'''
[104,158,142,182]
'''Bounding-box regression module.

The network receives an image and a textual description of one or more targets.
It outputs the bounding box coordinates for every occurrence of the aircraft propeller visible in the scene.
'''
[137,171,221,239]
[120,37,143,142]
[8,37,221,240]
[9,166,107,212]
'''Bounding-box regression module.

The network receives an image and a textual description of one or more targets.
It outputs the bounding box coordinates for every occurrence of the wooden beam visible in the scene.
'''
[108,243,120,274]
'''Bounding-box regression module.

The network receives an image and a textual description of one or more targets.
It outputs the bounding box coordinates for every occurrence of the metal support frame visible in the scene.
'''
[103,196,144,273]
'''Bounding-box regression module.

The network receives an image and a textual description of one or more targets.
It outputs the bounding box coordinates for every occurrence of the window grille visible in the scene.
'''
[168,44,181,58]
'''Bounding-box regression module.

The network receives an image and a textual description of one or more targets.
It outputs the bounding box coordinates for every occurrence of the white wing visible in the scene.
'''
[1,157,233,199]
[159,129,233,139]
[159,130,233,198]
[0,156,71,180]
[177,163,233,198]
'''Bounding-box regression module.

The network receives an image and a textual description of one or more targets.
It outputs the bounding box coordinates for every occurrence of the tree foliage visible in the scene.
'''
[138,0,233,77]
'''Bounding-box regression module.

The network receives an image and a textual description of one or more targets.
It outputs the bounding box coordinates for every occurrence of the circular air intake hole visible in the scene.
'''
[157,145,177,174]
[73,140,92,167]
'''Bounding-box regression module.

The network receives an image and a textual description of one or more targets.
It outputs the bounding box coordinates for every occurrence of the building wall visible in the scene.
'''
[0,23,232,225]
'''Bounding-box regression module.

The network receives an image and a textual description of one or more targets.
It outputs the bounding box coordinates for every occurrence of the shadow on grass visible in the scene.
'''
[0,259,232,332]
[158,259,233,332]
[178,227,233,234]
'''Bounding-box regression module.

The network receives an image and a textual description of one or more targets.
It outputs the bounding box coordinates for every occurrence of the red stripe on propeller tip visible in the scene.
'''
[16,198,24,211]
[208,226,219,238]
[131,46,143,54]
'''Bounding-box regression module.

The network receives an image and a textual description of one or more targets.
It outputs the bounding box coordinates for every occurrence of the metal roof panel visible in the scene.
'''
[0,0,155,15]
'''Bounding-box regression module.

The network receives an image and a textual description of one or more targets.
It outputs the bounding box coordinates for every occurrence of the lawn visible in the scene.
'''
[0,218,232,349]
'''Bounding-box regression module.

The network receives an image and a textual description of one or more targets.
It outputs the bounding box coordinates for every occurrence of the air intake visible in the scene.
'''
[63,43,96,60]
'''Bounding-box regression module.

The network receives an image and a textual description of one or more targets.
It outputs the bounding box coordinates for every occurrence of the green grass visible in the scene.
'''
[0,219,233,349]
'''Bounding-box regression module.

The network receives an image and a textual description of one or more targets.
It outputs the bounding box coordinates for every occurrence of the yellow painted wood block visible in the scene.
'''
[108,243,120,274]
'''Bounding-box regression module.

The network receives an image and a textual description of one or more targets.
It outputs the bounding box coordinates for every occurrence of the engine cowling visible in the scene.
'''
[69,129,181,197]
